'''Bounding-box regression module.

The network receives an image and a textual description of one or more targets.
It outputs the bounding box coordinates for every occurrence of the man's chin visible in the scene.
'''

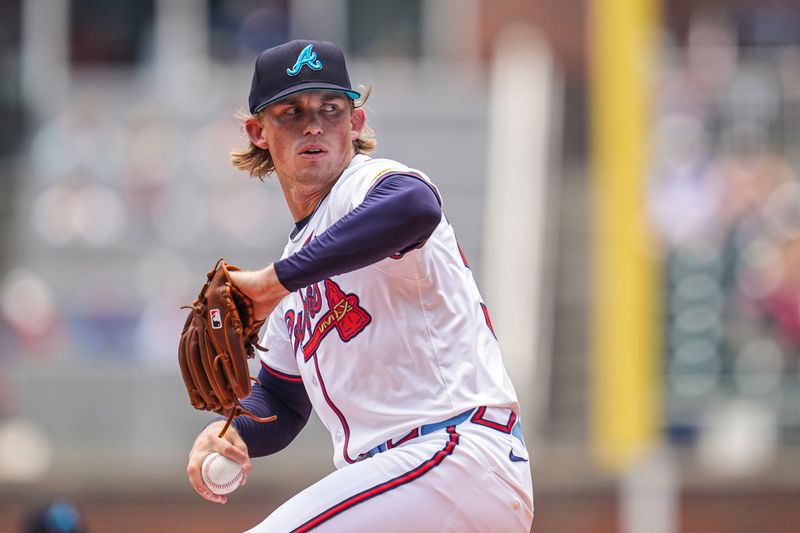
[293,163,337,182]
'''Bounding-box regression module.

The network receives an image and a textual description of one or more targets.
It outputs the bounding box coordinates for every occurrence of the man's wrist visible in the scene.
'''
[261,264,290,301]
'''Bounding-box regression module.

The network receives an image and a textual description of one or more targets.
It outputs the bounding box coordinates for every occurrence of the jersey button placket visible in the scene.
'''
[335,431,343,442]
[312,375,319,387]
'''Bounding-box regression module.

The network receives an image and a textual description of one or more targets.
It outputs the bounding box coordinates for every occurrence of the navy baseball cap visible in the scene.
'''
[248,40,361,114]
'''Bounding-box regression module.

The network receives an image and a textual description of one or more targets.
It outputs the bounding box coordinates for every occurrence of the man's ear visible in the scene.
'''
[245,118,269,149]
[350,107,366,141]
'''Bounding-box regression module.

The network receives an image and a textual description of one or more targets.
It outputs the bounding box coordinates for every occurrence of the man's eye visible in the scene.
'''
[323,104,337,112]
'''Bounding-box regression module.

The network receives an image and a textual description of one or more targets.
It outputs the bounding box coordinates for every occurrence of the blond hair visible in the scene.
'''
[230,86,376,180]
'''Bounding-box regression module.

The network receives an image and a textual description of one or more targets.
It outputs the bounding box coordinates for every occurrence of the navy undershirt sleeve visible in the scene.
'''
[274,174,442,292]
[216,367,312,458]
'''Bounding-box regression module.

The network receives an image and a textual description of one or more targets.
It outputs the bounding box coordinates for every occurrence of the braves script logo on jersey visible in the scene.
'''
[287,43,322,76]
[285,279,372,360]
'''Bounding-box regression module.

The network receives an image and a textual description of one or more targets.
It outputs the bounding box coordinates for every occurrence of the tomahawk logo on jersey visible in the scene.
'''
[284,279,372,360]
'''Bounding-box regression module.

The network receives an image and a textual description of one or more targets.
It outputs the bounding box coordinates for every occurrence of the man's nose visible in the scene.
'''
[303,112,323,135]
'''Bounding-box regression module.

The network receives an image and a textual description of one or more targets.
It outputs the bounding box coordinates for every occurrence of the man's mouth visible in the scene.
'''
[300,146,326,155]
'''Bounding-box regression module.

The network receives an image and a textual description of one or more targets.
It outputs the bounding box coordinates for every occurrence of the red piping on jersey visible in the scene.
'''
[470,406,517,433]
[261,361,303,383]
[457,241,471,269]
[312,352,358,464]
[480,303,497,340]
[290,426,460,533]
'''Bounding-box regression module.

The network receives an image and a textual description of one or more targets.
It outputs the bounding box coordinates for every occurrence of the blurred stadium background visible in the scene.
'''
[0,0,799,531]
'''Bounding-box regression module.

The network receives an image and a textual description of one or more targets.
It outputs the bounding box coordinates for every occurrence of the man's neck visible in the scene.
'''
[278,155,355,222]
[280,179,337,222]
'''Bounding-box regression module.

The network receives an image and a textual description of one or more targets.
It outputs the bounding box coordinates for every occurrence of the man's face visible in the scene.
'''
[250,90,365,184]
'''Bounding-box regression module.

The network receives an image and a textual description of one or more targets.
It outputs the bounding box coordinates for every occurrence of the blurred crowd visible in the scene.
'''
[649,7,800,461]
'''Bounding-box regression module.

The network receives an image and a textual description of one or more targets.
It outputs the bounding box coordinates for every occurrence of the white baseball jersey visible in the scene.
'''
[260,154,520,469]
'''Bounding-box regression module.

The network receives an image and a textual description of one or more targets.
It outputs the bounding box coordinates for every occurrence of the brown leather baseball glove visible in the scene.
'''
[178,259,277,437]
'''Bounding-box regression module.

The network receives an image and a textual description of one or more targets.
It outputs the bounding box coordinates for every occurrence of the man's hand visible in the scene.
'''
[228,264,290,322]
[187,420,252,504]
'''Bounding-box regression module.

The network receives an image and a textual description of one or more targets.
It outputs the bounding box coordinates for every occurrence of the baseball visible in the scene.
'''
[201,452,244,495]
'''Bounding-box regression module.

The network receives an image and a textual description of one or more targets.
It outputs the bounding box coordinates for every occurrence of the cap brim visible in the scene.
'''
[253,83,361,114]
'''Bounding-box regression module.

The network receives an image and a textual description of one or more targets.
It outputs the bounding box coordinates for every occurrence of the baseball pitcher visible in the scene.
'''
[182,40,534,532]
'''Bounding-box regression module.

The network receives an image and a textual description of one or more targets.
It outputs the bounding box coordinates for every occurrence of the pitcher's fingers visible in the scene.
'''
[239,461,252,487]
[239,460,251,488]
[218,441,248,465]
[226,428,248,454]
[226,431,252,486]
[187,460,226,504]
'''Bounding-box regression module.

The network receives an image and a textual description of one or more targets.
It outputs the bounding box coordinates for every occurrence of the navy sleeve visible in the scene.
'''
[216,366,312,458]
[274,174,442,292]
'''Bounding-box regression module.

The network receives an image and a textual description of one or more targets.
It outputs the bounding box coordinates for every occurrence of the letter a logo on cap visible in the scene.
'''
[287,44,323,76]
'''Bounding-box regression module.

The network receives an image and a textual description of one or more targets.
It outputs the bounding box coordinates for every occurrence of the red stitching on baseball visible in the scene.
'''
[203,454,244,492]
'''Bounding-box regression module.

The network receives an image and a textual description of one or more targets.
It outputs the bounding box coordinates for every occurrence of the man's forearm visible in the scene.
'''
[220,367,312,457]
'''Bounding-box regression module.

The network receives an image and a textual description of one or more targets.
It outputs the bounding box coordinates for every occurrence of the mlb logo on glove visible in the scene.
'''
[210,309,222,329]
